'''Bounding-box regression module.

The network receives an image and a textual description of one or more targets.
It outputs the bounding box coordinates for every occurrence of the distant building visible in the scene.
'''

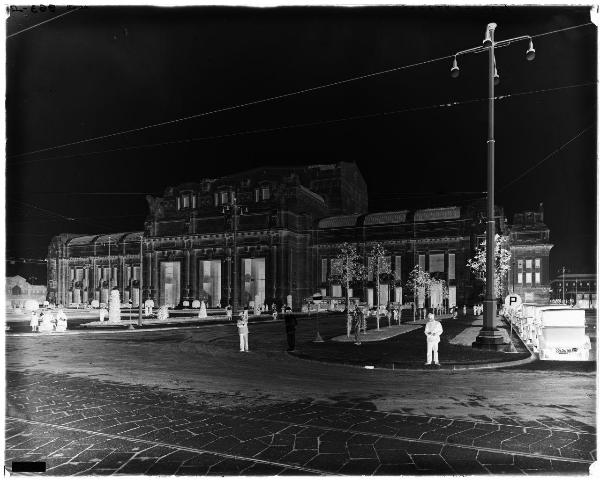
[47,162,532,310]
[506,204,553,304]
[6,275,47,308]
[550,273,596,308]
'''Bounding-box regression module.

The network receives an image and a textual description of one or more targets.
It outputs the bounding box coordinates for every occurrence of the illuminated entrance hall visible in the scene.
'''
[160,262,181,307]
[200,260,221,307]
[242,257,265,308]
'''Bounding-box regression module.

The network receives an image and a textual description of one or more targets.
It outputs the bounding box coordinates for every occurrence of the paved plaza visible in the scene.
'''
[5,314,597,475]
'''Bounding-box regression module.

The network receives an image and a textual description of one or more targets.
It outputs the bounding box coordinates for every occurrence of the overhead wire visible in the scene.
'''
[498,122,595,193]
[7,21,594,160]
[8,80,596,168]
[7,7,83,39]
[7,199,115,231]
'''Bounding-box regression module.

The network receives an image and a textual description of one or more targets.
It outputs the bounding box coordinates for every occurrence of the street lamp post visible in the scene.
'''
[223,193,247,318]
[561,266,567,304]
[451,23,535,350]
[138,235,143,326]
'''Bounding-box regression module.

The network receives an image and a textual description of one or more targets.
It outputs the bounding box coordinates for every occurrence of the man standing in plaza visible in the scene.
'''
[284,307,297,351]
[237,309,249,352]
[424,312,443,366]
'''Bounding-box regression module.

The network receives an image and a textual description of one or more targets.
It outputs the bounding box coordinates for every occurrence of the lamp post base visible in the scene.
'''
[472,328,509,351]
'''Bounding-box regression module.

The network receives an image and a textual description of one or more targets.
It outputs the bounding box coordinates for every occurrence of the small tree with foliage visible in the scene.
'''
[368,243,392,330]
[330,243,366,336]
[405,265,432,321]
[429,277,448,313]
[466,234,512,300]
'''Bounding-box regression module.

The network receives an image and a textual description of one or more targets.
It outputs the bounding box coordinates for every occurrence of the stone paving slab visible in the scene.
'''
[5,370,594,475]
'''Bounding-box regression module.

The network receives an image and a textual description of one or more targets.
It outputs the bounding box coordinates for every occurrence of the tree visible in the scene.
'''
[329,242,366,311]
[405,265,432,321]
[429,277,448,312]
[366,243,392,330]
[466,234,512,299]
[368,243,392,305]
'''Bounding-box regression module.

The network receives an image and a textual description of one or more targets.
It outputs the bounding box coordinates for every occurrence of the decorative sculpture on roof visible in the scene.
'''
[146,195,164,218]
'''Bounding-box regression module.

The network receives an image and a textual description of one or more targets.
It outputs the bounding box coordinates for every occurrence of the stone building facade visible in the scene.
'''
[46,162,550,309]
[6,275,47,308]
[506,204,553,304]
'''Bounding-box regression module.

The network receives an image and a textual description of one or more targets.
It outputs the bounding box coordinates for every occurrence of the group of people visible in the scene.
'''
[235,305,297,352]
[473,303,484,316]
[30,307,68,333]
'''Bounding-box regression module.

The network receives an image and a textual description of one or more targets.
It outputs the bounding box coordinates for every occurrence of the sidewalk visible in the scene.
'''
[291,314,533,371]
[5,313,278,336]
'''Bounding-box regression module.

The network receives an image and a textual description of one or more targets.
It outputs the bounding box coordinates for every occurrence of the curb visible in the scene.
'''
[287,349,535,372]
[5,317,288,337]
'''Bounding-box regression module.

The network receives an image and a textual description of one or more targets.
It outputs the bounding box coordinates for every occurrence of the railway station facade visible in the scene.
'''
[46,162,552,309]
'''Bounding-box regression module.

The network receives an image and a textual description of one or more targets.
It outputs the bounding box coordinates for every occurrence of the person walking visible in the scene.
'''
[237,309,249,352]
[424,313,443,366]
[354,308,363,345]
[284,307,297,351]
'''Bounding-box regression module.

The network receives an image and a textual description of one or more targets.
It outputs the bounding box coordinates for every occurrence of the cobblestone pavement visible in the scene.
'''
[5,320,596,475]
[6,371,595,475]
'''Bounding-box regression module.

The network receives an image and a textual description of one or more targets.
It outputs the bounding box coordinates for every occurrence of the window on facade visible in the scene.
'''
[176,197,181,210]
[535,258,541,268]
[535,272,541,284]
[418,255,425,271]
[254,189,260,202]
[220,191,229,205]
[526,259,532,269]
[394,256,402,281]
[182,195,190,208]
[526,272,532,284]
[518,259,523,269]
[429,253,444,273]
[331,258,343,278]
[448,253,455,280]
[379,256,391,281]
[261,186,270,201]
[321,259,328,283]
[192,195,197,209]
[214,193,219,206]
[517,273,523,284]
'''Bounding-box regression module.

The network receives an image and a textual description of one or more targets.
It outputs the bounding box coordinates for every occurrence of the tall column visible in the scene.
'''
[271,243,277,301]
[191,250,198,301]
[146,252,152,293]
[152,251,159,303]
[185,248,191,302]
[120,256,125,299]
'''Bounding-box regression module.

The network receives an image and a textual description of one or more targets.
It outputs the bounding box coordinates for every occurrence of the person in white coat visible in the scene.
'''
[30,311,40,332]
[55,308,68,332]
[237,309,249,352]
[424,313,443,366]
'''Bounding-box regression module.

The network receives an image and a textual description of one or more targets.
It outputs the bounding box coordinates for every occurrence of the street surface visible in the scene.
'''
[5,315,596,475]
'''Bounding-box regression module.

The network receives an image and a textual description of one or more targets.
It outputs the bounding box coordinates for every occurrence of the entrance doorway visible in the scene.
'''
[242,258,265,307]
[200,260,222,307]
[160,261,181,307]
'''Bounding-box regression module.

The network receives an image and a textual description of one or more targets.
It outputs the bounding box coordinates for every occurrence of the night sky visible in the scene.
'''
[5,5,597,283]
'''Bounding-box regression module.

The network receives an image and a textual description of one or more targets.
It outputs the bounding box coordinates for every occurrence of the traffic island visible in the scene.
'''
[291,314,532,370]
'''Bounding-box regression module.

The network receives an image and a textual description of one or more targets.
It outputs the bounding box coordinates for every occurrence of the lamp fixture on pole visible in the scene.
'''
[451,23,535,350]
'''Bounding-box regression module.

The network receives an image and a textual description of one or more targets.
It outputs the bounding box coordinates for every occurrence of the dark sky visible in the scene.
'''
[5,5,597,283]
